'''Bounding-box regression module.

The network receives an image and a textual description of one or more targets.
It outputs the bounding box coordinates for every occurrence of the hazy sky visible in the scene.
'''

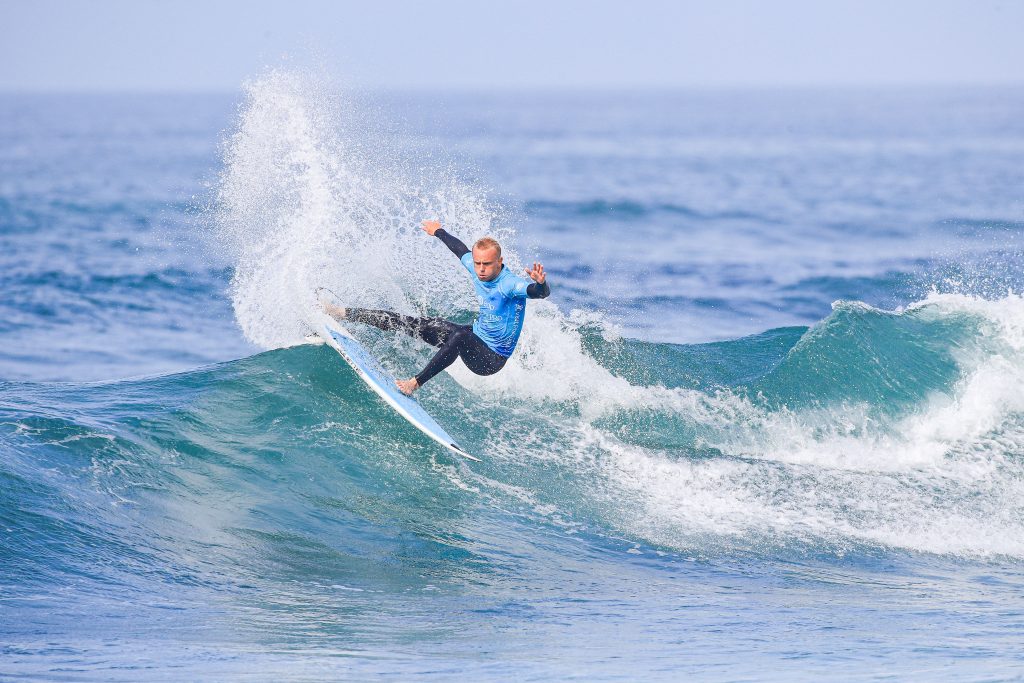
[2,0,1022,91]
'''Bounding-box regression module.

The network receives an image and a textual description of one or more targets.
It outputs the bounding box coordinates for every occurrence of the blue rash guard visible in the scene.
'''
[459,252,533,357]
[433,228,550,357]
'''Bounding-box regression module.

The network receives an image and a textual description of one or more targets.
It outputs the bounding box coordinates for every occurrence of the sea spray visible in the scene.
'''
[214,69,651,407]
[216,69,511,349]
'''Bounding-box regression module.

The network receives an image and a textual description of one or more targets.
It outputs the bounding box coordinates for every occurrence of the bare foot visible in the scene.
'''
[395,377,419,396]
[322,301,347,320]
[317,290,347,320]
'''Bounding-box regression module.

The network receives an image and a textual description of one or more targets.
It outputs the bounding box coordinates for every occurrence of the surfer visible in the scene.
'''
[321,220,550,395]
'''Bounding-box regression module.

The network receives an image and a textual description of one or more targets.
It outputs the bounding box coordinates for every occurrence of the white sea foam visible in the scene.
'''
[579,293,1024,558]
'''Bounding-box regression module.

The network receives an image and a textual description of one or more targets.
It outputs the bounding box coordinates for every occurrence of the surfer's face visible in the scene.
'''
[473,246,503,282]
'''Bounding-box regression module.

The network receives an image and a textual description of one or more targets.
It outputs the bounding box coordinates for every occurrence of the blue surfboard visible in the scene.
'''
[314,314,480,462]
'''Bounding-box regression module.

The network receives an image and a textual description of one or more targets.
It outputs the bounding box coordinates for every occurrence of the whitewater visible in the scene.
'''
[2,73,1024,679]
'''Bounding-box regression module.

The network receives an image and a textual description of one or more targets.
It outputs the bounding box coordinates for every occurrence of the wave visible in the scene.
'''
[3,290,1024,573]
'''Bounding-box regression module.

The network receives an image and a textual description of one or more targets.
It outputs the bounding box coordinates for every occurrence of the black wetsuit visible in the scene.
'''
[348,229,550,386]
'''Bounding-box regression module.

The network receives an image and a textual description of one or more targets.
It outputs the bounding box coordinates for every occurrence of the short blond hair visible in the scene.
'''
[473,237,502,258]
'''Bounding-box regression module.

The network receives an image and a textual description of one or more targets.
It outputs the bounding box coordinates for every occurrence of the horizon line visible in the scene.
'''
[3,81,1024,96]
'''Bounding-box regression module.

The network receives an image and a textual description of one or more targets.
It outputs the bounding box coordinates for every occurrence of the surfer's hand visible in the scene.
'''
[525,262,546,284]
[421,220,442,236]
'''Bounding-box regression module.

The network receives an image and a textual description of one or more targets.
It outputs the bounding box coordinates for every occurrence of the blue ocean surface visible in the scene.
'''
[2,76,1024,680]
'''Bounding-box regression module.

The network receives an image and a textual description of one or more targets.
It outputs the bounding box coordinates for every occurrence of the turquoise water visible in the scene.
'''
[2,76,1024,680]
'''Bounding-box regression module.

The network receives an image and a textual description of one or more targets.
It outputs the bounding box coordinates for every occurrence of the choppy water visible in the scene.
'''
[2,75,1024,680]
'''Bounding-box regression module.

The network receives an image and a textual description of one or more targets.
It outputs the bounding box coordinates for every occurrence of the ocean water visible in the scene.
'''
[2,74,1024,680]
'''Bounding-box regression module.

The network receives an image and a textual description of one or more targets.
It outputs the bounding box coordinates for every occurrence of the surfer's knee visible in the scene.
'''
[447,326,472,347]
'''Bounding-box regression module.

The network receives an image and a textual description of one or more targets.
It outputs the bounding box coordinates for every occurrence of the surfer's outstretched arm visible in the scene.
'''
[524,262,551,299]
[421,220,469,258]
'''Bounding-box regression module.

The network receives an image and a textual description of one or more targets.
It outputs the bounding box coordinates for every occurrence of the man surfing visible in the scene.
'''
[321,220,550,395]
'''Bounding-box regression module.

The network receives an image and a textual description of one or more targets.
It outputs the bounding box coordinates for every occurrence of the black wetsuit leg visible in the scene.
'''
[347,308,508,386]
[347,308,455,347]
[414,325,507,385]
